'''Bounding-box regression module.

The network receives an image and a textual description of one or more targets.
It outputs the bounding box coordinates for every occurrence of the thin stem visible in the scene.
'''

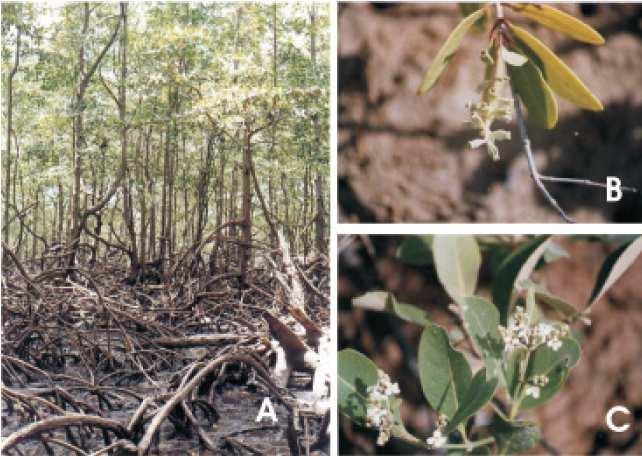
[539,175,637,193]
[511,92,575,223]
[495,2,504,19]
[445,437,496,451]
[489,400,510,422]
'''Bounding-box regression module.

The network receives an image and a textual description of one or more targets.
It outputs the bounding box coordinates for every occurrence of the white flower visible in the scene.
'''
[426,429,447,448]
[526,385,540,399]
[537,323,553,338]
[547,337,563,351]
[532,375,549,387]
[364,369,401,446]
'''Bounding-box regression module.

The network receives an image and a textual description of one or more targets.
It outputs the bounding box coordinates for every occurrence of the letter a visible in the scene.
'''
[256,397,278,424]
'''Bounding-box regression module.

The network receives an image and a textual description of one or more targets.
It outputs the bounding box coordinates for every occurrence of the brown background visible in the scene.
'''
[338,3,642,223]
[338,235,642,454]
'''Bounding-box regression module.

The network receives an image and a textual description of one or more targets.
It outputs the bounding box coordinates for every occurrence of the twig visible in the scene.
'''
[496,1,636,222]
[511,94,576,222]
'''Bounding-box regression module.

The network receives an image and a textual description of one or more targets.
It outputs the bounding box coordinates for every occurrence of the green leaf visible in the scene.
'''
[503,351,523,399]
[534,289,580,320]
[461,296,504,379]
[526,337,581,379]
[418,8,486,95]
[506,49,558,129]
[509,24,603,111]
[492,418,541,454]
[509,4,605,45]
[588,236,642,308]
[445,368,498,433]
[351,291,431,326]
[418,324,472,418]
[433,235,481,305]
[492,236,550,324]
[338,349,379,426]
[387,293,432,326]
[397,235,433,266]
[520,363,568,410]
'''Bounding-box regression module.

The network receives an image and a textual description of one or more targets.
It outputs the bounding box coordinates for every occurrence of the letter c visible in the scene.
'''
[606,405,631,433]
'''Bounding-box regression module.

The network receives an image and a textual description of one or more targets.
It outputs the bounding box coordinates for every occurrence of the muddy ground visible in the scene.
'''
[338,235,642,454]
[338,3,642,223]
[1,251,330,455]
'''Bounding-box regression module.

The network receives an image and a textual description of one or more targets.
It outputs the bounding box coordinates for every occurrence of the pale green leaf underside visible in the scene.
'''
[433,235,481,305]
[461,296,504,379]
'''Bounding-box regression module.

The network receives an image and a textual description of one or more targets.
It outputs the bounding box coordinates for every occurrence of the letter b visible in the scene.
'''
[607,176,623,202]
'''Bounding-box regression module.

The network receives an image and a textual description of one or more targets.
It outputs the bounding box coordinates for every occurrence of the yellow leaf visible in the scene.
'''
[507,48,558,129]
[509,24,603,111]
[418,8,486,95]
[509,4,604,45]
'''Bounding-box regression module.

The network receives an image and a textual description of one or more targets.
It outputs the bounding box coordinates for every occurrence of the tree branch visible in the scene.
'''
[511,92,575,222]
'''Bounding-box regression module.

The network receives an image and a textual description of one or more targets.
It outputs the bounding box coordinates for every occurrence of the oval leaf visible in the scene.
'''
[352,291,431,326]
[338,349,379,426]
[526,336,581,379]
[418,8,486,95]
[492,236,550,324]
[445,368,498,433]
[387,293,432,326]
[418,324,472,419]
[588,236,642,307]
[509,24,603,111]
[520,363,567,410]
[461,296,504,379]
[509,4,604,45]
[433,235,481,305]
[507,49,558,129]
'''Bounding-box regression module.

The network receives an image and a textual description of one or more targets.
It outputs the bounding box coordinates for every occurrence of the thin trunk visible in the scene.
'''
[281,172,290,247]
[227,161,239,269]
[119,3,138,274]
[314,172,325,253]
[239,123,252,287]
[3,24,21,246]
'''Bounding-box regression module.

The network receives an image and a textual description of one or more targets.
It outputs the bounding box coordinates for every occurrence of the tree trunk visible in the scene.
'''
[239,123,252,287]
[314,171,325,253]
[119,2,139,275]
[67,3,120,270]
[3,24,21,246]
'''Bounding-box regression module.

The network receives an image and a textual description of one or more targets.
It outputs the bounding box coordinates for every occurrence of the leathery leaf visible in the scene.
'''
[418,8,486,95]
[509,24,603,111]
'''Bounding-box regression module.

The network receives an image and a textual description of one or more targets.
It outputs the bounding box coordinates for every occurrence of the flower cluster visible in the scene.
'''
[467,48,513,161]
[365,370,401,446]
[499,306,569,353]
[525,374,549,399]
[426,414,449,448]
